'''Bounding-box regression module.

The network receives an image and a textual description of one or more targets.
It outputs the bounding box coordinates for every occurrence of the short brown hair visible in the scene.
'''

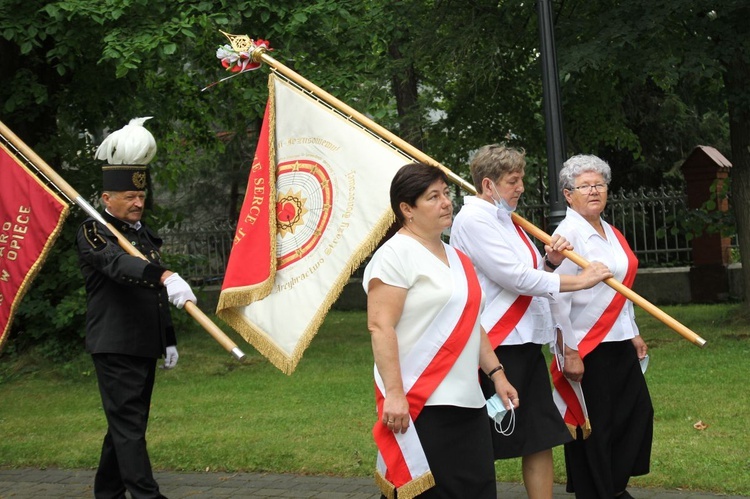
[469,144,526,193]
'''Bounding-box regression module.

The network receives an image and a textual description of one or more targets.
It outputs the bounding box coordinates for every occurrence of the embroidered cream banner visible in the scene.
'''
[217,74,410,374]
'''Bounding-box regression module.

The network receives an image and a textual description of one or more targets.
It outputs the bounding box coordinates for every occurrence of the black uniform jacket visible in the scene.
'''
[76,211,176,358]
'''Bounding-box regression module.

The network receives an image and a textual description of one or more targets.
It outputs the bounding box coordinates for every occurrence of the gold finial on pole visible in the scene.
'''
[220,30,253,53]
[219,30,269,64]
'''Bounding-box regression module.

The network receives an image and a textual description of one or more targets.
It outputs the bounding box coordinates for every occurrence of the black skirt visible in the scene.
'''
[564,340,654,498]
[385,405,497,499]
[480,342,572,459]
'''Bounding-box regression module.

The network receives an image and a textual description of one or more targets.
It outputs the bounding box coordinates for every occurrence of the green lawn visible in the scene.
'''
[1,304,748,495]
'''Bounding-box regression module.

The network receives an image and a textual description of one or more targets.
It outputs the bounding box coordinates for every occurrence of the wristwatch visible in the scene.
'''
[544,255,560,270]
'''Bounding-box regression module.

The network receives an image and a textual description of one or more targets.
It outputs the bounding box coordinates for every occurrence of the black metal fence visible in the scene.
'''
[160,220,235,285]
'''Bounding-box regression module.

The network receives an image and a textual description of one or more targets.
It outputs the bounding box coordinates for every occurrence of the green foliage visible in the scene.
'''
[410,0,549,171]
[554,0,735,188]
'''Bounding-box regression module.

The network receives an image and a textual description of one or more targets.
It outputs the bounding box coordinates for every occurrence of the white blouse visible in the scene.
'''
[551,207,640,349]
[363,233,486,408]
[451,196,560,345]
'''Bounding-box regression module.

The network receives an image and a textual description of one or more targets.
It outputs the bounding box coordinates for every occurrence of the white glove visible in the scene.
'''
[164,273,197,309]
[163,345,179,369]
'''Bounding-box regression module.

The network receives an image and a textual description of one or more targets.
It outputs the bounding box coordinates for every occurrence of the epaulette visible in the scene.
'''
[81,220,109,251]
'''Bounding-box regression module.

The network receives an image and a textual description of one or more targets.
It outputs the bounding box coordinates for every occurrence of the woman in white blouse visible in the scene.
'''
[551,154,653,499]
[364,162,518,499]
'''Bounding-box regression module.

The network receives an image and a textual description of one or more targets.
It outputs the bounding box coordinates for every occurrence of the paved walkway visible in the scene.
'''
[0,468,745,499]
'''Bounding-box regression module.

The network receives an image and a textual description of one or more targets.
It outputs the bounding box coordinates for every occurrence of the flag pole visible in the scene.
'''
[0,120,247,360]
[246,43,706,348]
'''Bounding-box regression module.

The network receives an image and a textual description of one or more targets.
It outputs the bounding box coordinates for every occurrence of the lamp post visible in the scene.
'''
[537,0,567,231]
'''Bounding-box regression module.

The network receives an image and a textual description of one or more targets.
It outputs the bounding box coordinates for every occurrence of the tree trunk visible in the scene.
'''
[724,55,750,304]
[388,42,425,151]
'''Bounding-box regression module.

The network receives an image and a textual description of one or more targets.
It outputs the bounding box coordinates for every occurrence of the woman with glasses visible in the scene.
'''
[450,145,612,499]
[550,154,654,499]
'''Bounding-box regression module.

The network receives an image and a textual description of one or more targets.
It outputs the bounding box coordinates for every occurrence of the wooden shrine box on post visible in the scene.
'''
[680,145,732,302]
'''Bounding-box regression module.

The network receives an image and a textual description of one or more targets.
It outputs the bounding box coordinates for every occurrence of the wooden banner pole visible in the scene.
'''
[249,45,707,348]
[0,120,246,360]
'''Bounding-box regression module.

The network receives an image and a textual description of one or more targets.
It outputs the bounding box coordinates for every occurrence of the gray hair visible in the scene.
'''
[559,154,612,190]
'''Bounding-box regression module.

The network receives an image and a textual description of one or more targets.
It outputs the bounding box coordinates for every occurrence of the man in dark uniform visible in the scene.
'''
[76,118,195,499]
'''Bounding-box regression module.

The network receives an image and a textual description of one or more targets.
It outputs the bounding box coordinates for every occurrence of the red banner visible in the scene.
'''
[218,101,274,302]
[0,142,69,351]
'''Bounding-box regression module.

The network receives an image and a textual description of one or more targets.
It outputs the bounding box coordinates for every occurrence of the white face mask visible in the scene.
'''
[640,354,649,374]
[491,183,516,212]
[486,394,516,436]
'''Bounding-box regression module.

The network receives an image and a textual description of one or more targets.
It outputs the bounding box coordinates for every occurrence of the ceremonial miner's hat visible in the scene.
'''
[95,117,157,191]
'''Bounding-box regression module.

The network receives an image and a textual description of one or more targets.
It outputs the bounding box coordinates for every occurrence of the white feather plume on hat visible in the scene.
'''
[95,116,157,165]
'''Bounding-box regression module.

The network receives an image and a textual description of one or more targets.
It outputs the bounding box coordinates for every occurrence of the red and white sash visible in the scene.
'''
[551,226,638,438]
[373,246,481,499]
[482,223,538,349]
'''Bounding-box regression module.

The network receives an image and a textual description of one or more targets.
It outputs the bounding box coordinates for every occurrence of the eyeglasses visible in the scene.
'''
[568,183,608,194]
